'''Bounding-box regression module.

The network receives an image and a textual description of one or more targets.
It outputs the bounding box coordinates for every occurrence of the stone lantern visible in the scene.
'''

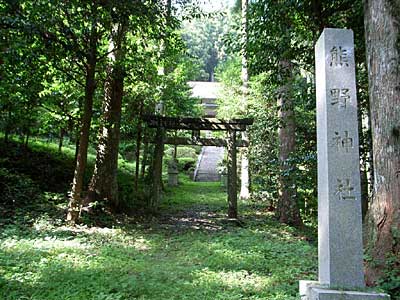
[168,159,179,186]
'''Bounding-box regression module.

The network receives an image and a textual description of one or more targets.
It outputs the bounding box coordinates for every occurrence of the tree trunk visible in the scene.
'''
[87,24,127,211]
[239,0,250,200]
[227,130,238,219]
[359,102,369,222]
[150,127,165,210]
[276,61,302,227]
[58,127,65,152]
[311,0,324,33]
[364,0,400,285]
[173,131,178,159]
[66,31,97,223]
[141,140,149,179]
[4,111,10,143]
[135,101,144,193]
[4,130,8,143]
[74,129,80,163]
[24,129,29,148]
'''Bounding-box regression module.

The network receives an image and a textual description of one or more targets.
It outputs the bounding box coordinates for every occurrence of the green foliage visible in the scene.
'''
[163,146,198,174]
[181,13,229,81]
[0,168,40,207]
[165,146,198,159]
[215,55,243,119]
[0,140,78,193]
[176,157,197,173]
[376,253,400,299]
[215,0,367,225]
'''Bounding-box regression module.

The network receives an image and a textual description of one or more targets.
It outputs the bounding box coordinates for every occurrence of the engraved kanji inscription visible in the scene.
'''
[335,178,356,200]
[332,131,354,152]
[330,88,350,109]
[330,46,349,67]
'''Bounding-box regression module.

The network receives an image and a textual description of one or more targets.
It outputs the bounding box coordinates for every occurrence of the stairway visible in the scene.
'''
[194,146,224,182]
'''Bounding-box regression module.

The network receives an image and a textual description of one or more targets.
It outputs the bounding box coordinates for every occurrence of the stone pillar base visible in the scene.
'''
[168,173,179,186]
[299,281,390,300]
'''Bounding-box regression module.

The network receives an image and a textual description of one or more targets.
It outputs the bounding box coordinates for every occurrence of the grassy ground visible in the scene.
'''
[0,138,321,299]
[1,172,318,300]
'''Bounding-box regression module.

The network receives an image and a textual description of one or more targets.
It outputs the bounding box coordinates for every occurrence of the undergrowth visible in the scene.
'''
[0,177,319,300]
[0,138,394,299]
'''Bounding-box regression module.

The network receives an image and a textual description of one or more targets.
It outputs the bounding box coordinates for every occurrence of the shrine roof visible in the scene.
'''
[188,81,222,100]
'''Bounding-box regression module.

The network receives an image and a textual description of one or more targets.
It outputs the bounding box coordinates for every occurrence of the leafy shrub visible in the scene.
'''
[177,157,196,172]
[0,140,79,192]
[0,168,40,206]
[165,146,198,159]
[119,142,136,161]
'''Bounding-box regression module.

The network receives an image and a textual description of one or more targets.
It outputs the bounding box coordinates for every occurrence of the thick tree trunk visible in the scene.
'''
[150,127,165,209]
[276,61,302,227]
[74,129,80,162]
[364,0,400,285]
[87,24,126,211]
[67,42,97,223]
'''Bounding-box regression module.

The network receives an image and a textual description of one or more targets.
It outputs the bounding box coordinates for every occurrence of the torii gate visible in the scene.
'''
[142,115,253,218]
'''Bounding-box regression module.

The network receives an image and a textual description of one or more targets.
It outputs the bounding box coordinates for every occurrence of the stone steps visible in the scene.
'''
[194,146,224,182]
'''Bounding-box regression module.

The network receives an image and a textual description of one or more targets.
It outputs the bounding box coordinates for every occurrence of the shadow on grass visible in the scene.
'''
[0,218,317,300]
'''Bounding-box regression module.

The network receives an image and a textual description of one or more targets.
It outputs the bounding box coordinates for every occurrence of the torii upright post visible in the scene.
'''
[227,129,238,218]
[151,121,165,209]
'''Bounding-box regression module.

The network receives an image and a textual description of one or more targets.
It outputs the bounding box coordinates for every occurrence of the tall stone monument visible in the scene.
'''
[299,28,390,300]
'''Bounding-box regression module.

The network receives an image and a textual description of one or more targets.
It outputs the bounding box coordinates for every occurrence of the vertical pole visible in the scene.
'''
[227,129,238,218]
[152,126,165,209]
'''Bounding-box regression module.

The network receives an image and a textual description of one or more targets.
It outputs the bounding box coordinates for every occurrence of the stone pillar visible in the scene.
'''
[299,28,389,300]
[168,159,179,186]
[227,130,237,218]
[220,169,228,190]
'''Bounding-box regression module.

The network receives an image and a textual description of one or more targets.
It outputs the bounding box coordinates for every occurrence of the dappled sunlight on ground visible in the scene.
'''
[1,176,318,300]
[192,268,273,292]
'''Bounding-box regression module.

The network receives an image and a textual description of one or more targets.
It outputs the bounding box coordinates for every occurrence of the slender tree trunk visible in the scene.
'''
[24,129,29,148]
[227,130,238,218]
[364,0,400,285]
[58,127,65,152]
[141,140,149,179]
[359,104,370,222]
[135,101,144,193]
[276,61,302,227]
[173,130,178,159]
[4,130,8,143]
[4,111,10,143]
[311,0,324,33]
[67,28,98,223]
[87,24,127,211]
[240,0,250,200]
[74,129,80,162]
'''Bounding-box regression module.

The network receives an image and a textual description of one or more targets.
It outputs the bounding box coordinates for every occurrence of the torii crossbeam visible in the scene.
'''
[142,115,253,219]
